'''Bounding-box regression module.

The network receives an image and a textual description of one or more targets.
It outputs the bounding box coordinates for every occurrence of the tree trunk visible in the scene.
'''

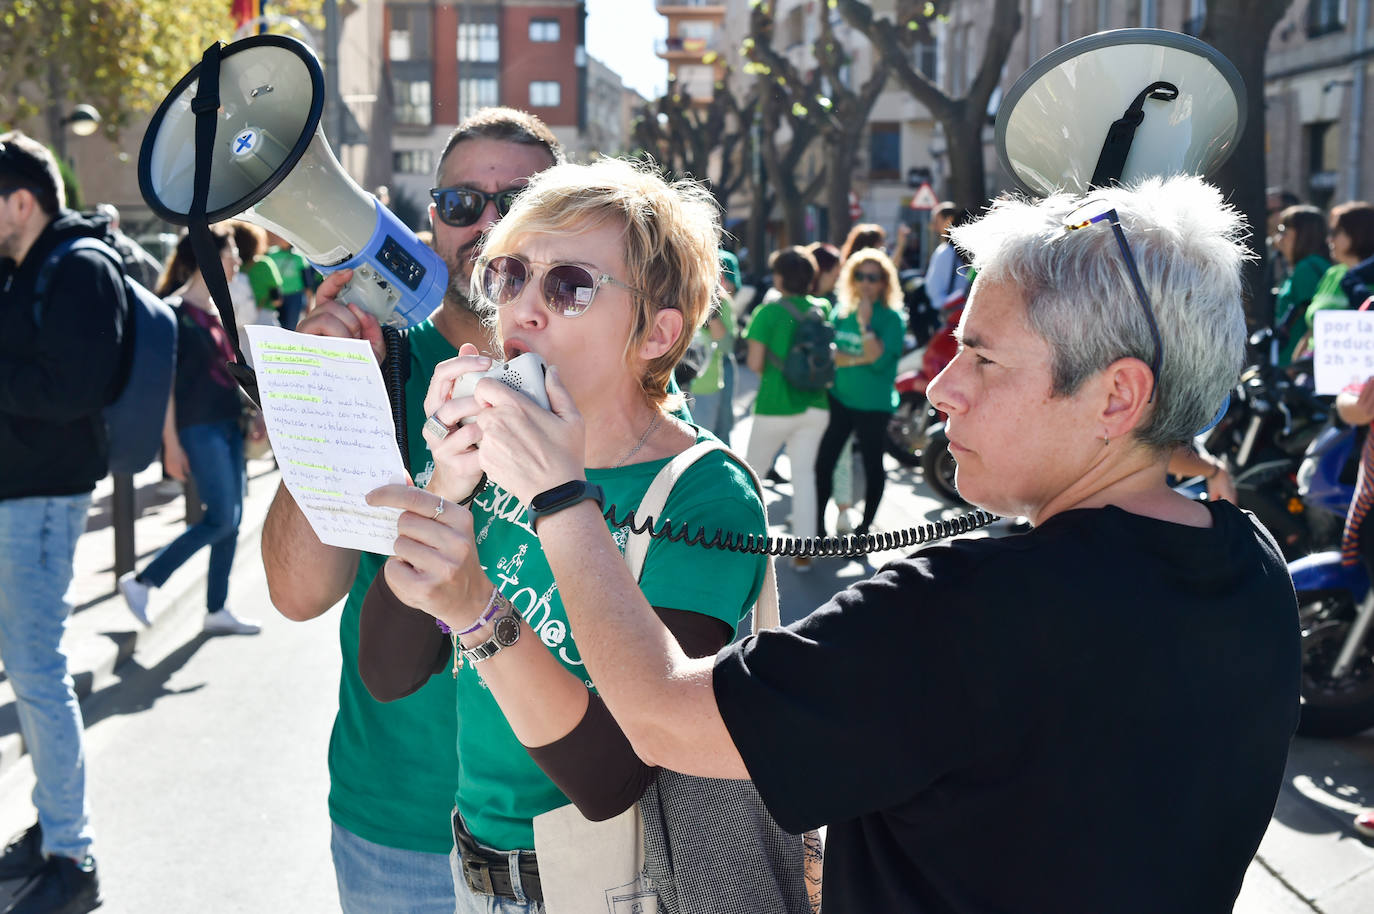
[1202,0,1293,330]
[827,138,859,243]
[943,106,987,213]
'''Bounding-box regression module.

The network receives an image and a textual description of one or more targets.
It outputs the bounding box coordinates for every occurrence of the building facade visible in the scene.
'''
[656,0,729,104]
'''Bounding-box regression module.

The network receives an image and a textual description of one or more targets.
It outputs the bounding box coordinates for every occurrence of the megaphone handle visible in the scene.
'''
[381,325,410,469]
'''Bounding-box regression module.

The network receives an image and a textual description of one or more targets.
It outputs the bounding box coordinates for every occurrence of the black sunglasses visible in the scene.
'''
[429,185,524,227]
[1063,200,1163,403]
[478,253,649,318]
[853,270,885,283]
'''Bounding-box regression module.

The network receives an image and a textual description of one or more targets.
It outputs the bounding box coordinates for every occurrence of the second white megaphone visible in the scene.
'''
[138,34,445,328]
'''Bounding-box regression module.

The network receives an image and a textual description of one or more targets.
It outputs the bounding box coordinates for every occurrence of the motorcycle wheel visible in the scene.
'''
[884,395,926,468]
[1296,588,1374,737]
[919,434,968,507]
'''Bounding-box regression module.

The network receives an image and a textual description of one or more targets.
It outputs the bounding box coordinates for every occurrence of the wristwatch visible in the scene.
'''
[528,480,605,529]
[459,596,521,665]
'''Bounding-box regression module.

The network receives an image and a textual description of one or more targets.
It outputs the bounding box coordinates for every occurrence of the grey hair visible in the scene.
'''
[950,175,1251,451]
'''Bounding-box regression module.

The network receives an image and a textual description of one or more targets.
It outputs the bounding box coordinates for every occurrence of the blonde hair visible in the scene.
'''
[835,248,902,319]
[477,158,721,411]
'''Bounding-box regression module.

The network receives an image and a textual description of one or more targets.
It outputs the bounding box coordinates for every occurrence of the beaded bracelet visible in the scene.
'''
[435,586,504,637]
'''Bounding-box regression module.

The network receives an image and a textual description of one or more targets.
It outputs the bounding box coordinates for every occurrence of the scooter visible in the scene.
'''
[1286,424,1374,736]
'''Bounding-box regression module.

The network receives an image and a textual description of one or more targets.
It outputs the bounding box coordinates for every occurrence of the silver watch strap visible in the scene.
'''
[459,594,518,664]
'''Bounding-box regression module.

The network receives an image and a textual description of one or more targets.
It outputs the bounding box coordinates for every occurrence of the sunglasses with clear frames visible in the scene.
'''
[478,253,651,317]
[1063,200,1164,402]
[429,185,524,227]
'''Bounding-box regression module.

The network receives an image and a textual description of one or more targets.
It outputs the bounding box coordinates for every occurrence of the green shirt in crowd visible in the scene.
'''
[745,294,832,415]
[327,320,461,854]
[688,295,734,395]
[245,256,283,312]
[1306,263,1354,328]
[1275,254,1333,367]
[831,304,906,413]
[456,438,767,851]
[267,246,311,296]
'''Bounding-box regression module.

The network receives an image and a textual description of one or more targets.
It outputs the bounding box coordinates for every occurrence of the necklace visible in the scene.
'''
[613,413,661,468]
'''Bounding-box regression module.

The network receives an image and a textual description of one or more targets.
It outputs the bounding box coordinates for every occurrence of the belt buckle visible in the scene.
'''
[463,856,495,897]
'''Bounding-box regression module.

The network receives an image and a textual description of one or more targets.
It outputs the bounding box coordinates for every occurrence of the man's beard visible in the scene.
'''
[443,237,482,313]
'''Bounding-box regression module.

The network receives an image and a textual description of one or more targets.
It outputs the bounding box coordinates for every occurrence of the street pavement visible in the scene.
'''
[0,374,1370,910]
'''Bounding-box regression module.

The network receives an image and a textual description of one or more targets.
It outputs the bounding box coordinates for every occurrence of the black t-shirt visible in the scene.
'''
[714,501,1300,914]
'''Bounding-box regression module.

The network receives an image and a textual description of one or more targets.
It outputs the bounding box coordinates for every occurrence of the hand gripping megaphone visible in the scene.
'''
[138,34,446,329]
[994,28,1246,196]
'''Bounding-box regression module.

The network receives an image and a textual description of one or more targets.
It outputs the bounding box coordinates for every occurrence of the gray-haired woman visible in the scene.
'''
[455,174,1302,912]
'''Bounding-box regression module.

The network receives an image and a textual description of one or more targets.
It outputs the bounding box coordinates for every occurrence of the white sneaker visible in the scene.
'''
[118,571,152,626]
[835,507,859,535]
[203,608,261,636]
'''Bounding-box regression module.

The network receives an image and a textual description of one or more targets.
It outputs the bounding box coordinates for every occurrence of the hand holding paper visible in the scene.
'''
[246,325,407,554]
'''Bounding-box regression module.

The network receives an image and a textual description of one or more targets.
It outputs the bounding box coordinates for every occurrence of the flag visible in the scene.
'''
[232,0,268,32]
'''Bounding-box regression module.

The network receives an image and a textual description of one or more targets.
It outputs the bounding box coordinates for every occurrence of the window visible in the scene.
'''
[530,18,560,42]
[393,149,434,175]
[393,78,432,126]
[458,22,499,62]
[1058,0,1073,45]
[869,122,901,182]
[530,80,561,107]
[1093,0,1110,30]
[1139,0,1157,28]
[1184,0,1206,36]
[677,64,715,100]
[1308,0,1348,37]
[913,36,937,81]
[389,6,431,61]
[1307,120,1340,207]
[460,77,499,120]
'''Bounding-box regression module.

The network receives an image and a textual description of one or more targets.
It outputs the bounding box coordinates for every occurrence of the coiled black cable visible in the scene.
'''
[601,504,1001,557]
[381,325,408,468]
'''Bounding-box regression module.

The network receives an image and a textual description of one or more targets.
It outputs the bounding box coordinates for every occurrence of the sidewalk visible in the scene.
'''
[0,456,282,785]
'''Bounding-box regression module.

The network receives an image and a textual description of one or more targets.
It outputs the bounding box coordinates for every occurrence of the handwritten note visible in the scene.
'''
[1314,310,1374,395]
[246,326,406,554]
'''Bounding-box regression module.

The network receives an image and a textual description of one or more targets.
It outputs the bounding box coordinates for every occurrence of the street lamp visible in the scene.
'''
[61,104,101,137]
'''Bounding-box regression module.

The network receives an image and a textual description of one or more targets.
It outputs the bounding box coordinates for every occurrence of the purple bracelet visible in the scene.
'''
[435,587,504,638]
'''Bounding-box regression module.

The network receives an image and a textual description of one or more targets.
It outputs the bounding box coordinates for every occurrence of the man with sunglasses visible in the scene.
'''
[0,132,113,914]
[261,107,563,913]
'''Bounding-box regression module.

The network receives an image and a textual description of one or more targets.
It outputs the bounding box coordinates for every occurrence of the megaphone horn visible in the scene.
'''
[139,34,446,330]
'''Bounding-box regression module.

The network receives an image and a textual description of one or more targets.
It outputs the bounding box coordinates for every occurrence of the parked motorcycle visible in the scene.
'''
[1285,423,1374,736]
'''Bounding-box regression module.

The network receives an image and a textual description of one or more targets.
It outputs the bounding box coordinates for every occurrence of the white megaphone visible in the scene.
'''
[138,34,445,328]
[994,28,1246,196]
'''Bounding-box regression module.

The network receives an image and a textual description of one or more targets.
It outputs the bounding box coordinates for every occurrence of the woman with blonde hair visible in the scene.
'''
[815,248,906,536]
[359,158,807,913]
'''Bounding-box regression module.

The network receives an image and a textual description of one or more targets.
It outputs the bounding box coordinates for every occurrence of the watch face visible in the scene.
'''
[493,613,521,647]
[532,481,584,511]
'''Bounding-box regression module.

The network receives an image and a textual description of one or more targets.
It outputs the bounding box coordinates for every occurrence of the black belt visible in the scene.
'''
[452,812,543,904]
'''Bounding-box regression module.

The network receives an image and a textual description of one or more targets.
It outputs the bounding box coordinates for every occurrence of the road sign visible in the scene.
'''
[848,191,862,220]
[909,182,939,210]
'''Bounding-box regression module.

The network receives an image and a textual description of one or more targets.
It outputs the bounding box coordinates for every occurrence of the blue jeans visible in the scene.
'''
[450,812,543,914]
[0,493,95,861]
[279,291,306,331]
[140,420,244,612]
[331,821,458,914]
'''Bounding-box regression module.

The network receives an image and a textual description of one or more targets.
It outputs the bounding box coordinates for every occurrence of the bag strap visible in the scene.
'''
[623,440,779,633]
[763,296,819,376]
[33,237,125,326]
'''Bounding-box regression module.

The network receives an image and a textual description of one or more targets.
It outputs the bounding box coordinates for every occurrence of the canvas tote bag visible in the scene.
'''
[533,441,813,914]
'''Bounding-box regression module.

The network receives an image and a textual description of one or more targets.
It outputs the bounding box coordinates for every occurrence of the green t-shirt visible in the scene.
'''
[267,246,311,295]
[1275,254,1332,366]
[327,320,461,854]
[246,256,284,311]
[456,439,767,851]
[1306,264,1353,329]
[831,304,906,413]
[744,294,831,416]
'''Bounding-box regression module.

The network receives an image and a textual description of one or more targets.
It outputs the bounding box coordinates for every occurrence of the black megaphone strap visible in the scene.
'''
[188,40,261,405]
[1090,81,1179,189]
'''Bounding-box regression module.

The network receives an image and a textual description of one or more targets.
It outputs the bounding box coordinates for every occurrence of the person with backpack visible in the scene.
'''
[743,246,834,570]
[815,248,907,538]
[117,226,262,637]
[0,131,107,914]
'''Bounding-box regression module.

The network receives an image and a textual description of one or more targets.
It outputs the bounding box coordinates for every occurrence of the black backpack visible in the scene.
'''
[767,297,836,392]
[34,237,178,475]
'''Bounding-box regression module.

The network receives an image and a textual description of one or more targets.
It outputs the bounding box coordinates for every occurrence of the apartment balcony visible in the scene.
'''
[655,1,726,15]
[655,35,721,59]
